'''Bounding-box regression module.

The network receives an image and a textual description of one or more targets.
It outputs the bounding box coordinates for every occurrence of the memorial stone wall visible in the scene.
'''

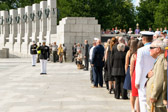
[57,17,101,61]
[0,0,101,60]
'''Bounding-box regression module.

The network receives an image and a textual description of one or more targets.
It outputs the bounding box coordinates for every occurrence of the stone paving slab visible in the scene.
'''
[0,58,131,112]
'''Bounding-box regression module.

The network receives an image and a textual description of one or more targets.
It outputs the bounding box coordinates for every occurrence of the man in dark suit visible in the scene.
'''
[37,40,50,75]
[84,40,89,71]
[91,39,104,87]
[72,43,77,62]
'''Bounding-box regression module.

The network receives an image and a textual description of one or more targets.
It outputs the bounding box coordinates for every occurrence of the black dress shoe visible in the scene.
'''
[109,89,112,94]
[32,65,35,67]
[122,97,129,100]
[115,97,120,99]
[40,73,47,75]
[83,69,88,71]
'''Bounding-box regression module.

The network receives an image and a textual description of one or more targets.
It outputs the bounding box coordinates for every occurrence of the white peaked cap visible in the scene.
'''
[140,31,155,36]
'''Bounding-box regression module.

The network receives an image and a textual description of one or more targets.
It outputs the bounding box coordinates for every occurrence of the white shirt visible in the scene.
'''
[135,44,155,88]
[127,31,133,34]
[155,31,161,35]
[77,46,81,52]
[89,46,95,61]
[52,45,58,51]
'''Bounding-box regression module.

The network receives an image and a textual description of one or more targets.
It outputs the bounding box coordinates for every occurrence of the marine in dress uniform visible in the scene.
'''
[30,41,38,66]
[135,31,155,112]
[37,40,50,75]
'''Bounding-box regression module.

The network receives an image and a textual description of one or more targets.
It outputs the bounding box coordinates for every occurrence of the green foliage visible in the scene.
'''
[136,0,167,30]
[57,0,136,30]
[0,2,10,10]
[16,0,44,8]
[154,0,168,29]
[0,0,167,31]
[0,0,44,10]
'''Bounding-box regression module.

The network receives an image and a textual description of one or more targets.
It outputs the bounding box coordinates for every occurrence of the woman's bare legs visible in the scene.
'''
[130,92,136,111]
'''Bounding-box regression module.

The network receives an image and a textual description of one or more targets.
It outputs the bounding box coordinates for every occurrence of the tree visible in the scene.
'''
[154,0,168,28]
[57,0,135,30]
[136,0,160,30]
[0,0,44,10]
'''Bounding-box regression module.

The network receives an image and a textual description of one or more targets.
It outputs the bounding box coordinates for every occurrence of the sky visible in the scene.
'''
[132,0,140,7]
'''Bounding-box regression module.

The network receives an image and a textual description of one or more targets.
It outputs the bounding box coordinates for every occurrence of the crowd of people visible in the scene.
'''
[102,26,168,36]
[29,27,168,112]
[72,41,90,70]
[73,29,168,112]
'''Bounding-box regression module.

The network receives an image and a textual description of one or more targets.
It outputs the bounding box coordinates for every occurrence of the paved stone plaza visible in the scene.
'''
[0,58,131,112]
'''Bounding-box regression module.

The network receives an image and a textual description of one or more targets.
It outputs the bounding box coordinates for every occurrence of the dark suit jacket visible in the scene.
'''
[72,46,77,55]
[30,44,37,54]
[84,44,89,58]
[111,50,126,76]
[37,45,50,59]
[91,45,104,67]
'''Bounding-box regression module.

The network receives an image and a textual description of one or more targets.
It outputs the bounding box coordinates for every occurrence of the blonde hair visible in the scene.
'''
[104,42,108,49]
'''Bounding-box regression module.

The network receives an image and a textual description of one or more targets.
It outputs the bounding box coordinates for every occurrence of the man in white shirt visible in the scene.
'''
[89,41,96,84]
[135,31,155,112]
[155,28,161,35]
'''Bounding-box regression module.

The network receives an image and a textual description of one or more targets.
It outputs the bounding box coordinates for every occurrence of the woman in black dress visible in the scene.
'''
[111,43,127,99]
[105,37,118,94]
[104,40,110,90]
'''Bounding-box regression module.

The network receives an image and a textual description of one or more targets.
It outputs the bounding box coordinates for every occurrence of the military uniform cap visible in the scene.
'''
[140,31,155,36]
[32,40,36,43]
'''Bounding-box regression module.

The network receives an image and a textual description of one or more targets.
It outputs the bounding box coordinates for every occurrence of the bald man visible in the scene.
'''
[91,39,104,87]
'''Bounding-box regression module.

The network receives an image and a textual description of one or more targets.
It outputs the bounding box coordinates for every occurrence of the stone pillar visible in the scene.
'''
[21,6,32,54]
[5,9,17,51]
[46,0,57,44]
[0,11,9,49]
[39,1,47,43]
[32,4,40,42]
[14,8,25,53]
[0,48,9,58]
[0,12,2,48]
[57,17,101,61]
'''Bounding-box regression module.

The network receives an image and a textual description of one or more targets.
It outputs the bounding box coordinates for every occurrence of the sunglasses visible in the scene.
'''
[150,47,158,49]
